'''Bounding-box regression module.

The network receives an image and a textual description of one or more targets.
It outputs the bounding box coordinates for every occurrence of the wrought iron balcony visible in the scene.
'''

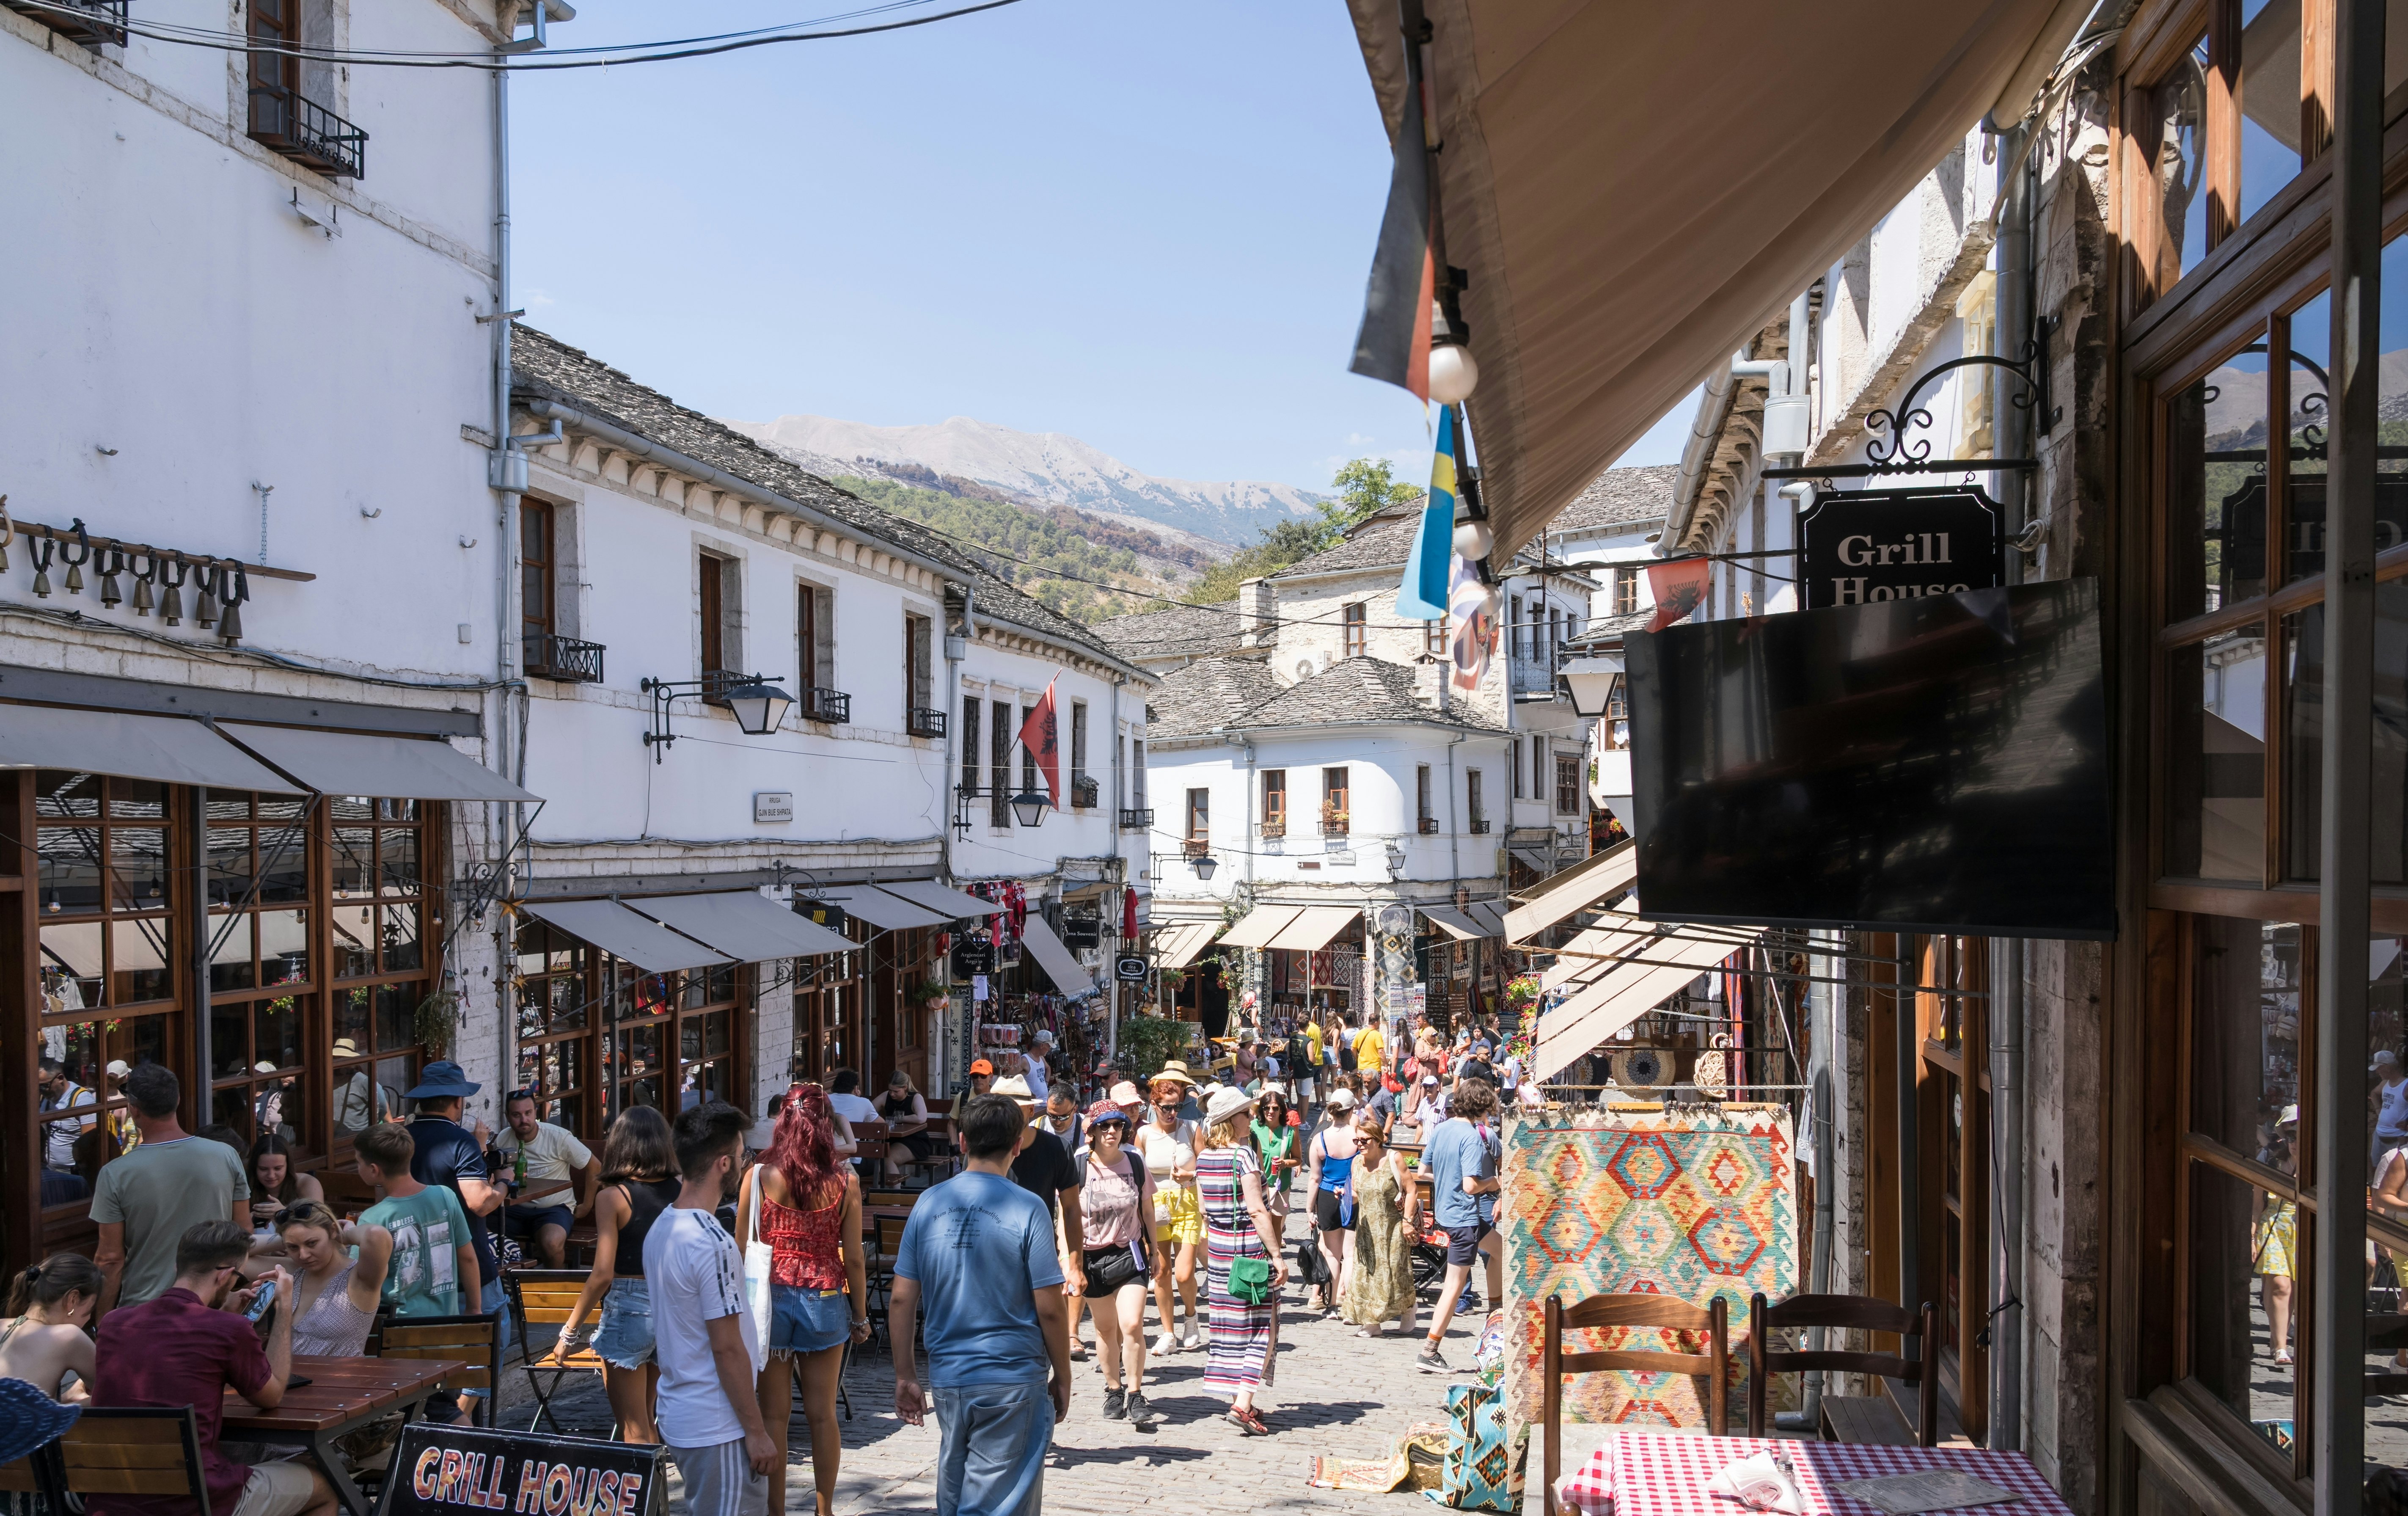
[248,83,368,179]
[6,0,124,47]
[802,686,850,724]
[908,706,947,740]
[1071,772,1100,809]
[1509,647,1571,700]
[1256,819,1286,839]
[1118,808,1153,832]
[1418,816,1440,835]
[1470,818,1492,834]
[1320,803,1350,836]
[523,632,605,684]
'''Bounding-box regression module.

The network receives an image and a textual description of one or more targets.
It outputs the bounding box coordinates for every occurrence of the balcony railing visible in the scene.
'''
[1320,803,1350,836]
[6,0,124,47]
[908,706,947,740]
[802,686,851,724]
[523,632,605,684]
[1509,647,1571,700]
[1418,816,1440,835]
[1257,819,1286,839]
[1182,838,1211,858]
[248,83,367,179]
[1119,808,1153,832]
[1470,818,1492,834]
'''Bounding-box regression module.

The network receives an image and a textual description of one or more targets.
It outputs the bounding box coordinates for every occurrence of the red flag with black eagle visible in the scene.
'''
[1016,675,1062,808]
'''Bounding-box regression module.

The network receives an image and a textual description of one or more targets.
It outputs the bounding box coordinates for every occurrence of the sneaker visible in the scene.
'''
[1416,1345,1452,1374]
[1182,1323,1208,1351]
[1125,1391,1156,1427]
[1153,1331,1182,1356]
[1101,1387,1127,1420]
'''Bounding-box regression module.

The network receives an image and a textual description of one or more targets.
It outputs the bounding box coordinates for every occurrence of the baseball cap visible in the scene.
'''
[968,1058,994,1076]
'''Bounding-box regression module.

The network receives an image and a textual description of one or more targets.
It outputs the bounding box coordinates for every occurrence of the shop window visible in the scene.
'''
[2236,0,2305,226]
[2149,35,2211,290]
[1915,937,1992,1436]
[604,958,746,1122]
[514,918,594,1138]
[2165,626,2270,883]
[1343,602,1367,656]
[2166,327,2271,623]
[792,918,866,1084]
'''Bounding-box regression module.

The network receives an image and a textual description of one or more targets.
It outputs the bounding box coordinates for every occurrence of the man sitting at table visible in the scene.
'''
[91,1219,335,1516]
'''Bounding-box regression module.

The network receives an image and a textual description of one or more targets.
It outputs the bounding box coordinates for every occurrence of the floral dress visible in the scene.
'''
[1197,1144,1272,1397]
[1339,1155,1417,1327]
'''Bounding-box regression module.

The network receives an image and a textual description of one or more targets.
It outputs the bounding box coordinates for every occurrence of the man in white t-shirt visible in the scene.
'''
[495,1089,598,1268]
[826,1069,881,1126]
[647,1103,773,1516]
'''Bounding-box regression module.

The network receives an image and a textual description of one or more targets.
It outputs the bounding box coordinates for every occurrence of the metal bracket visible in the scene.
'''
[1862,345,2042,466]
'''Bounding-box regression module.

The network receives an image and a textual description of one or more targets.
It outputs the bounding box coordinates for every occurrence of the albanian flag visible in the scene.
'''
[1645,557,1712,632]
[1016,675,1062,807]
[1348,80,1435,399]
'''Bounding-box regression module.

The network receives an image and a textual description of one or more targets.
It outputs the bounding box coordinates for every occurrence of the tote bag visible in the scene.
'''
[741,1166,774,1364]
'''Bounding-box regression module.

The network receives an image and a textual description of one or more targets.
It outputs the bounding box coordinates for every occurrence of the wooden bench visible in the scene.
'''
[48,1408,213,1516]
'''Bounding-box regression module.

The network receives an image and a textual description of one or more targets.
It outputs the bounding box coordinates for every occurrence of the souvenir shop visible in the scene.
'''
[1260,937,1364,1038]
[957,879,1110,1103]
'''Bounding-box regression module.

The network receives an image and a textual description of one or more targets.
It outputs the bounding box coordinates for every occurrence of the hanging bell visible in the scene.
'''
[63,560,83,595]
[195,566,220,627]
[97,550,122,608]
[30,539,52,599]
[129,555,154,616]
[59,520,88,596]
[158,556,184,625]
[218,596,243,643]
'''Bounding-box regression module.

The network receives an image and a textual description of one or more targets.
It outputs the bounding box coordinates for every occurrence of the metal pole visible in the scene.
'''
[1897,938,1919,1325]
[2315,0,2383,1506]
[190,787,211,1128]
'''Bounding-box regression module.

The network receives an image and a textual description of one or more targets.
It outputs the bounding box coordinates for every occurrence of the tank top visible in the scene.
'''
[291,1261,377,1357]
[760,1175,846,1290]
[1313,1128,1356,1191]
[612,1175,683,1277]
[2382,1078,2408,1139]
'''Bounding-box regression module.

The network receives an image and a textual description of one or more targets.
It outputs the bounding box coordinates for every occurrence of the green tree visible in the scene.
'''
[1323,456,1423,535]
[1190,457,1422,603]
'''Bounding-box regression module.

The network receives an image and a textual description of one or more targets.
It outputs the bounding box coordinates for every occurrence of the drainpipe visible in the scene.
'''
[1780,927,1841,1431]
[1444,733,1465,899]
[937,588,971,1090]
[1110,670,1126,1059]
[488,38,517,1122]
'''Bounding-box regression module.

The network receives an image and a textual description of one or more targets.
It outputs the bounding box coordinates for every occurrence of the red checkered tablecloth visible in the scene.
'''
[1556,1432,2077,1516]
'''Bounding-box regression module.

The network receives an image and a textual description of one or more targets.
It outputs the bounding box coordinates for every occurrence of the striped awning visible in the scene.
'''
[1220,905,1304,950]
[1504,838,1637,943]
[1152,921,1223,972]
[1529,915,1759,1083]
[1266,907,1360,952]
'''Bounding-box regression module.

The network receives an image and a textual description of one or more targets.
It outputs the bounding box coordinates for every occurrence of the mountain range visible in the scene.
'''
[721,413,1321,547]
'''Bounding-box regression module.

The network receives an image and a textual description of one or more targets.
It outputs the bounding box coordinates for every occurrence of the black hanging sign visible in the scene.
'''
[1115,955,1150,982]
[1797,488,2003,610]
[951,936,996,978]
[379,1423,660,1516]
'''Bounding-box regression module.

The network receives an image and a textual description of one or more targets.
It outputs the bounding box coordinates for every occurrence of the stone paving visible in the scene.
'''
[512,1279,1495,1515]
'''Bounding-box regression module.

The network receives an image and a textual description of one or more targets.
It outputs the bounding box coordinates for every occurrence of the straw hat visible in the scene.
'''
[1149,1060,1200,1089]
[1203,1085,1256,1127]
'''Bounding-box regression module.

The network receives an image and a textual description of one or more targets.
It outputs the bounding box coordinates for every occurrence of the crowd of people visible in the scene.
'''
[0,1006,1521,1516]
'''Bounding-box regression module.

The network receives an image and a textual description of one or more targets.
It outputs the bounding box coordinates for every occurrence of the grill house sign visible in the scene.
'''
[1797,487,2004,610]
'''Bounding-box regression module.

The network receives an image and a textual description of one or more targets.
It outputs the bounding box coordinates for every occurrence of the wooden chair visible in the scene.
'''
[48,1408,214,1516]
[1541,1293,1730,1516]
[379,1311,504,1428]
[507,1269,609,1433]
[1747,1293,1938,1446]
[863,1190,919,1210]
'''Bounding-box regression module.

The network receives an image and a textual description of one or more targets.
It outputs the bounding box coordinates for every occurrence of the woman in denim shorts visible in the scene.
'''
[548,1106,682,1442]
[738,1084,870,1516]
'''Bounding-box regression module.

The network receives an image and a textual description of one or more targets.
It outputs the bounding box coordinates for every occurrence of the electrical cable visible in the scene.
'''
[0,603,518,692]
[15,0,1028,70]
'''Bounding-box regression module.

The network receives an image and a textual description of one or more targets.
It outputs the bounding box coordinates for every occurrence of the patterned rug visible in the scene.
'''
[1499,1106,1798,1431]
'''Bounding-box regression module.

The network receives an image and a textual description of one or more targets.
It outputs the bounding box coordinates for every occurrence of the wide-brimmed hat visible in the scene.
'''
[1203,1086,1256,1126]
[991,1075,1036,1102]
[403,1060,479,1100]
[1148,1060,1200,1089]
[1086,1100,1132,1128]
[0,1377,79,1466]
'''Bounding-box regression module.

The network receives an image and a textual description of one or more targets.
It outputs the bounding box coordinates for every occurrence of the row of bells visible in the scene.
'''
[1,533,246,640]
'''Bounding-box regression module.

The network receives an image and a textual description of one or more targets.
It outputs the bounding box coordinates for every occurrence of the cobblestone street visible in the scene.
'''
[516,1280,1489,1514]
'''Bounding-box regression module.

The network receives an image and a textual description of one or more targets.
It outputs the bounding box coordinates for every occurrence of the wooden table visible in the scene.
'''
[1550,1430,2075,1516]
[222,1354,465,1516]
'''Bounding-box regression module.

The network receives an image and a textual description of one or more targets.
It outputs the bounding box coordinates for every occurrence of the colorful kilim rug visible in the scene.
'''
[1500,1106,1798,1432]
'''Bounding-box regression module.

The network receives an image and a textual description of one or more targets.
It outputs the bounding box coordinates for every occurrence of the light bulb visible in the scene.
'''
[1428,343,1480,405]
[1454,519,1494,560]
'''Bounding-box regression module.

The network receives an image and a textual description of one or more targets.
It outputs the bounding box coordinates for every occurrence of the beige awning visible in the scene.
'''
[1267,907,1361,952]
[1152,921,1223,972]
[1220,905,1304,950]
[522,900,732,976]
[1021,916,1097,998]
[877,880,1004,919]
[0,706,300,793]
[221,723,538,802]
[1529,923,1756,1083]
[1504,839,1635,943]
[1419,905,1487,941]
[626,891,855,962]
[1343,0,2074,557]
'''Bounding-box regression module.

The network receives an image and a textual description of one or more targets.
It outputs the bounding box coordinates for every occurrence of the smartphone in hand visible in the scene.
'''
[244,1279,278,1322]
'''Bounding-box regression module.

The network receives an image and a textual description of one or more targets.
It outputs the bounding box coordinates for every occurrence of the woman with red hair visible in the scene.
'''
[735,1083,869,1516]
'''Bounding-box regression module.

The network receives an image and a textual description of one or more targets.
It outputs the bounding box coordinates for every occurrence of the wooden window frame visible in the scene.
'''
[1343,602,1368,657]
[1321,766,1350,836]
[1262,770,1287,835]
[991,700,1012,827]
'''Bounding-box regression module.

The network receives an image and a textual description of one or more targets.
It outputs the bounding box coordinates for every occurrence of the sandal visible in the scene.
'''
[1227,1409,1264,1437]
[1237,1407,1273,1436]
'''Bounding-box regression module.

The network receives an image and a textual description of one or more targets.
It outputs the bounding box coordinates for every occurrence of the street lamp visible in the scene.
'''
[721,681,795,736]
[639,673,794,762]
[1559,655,1626,718]
[1010,790,1051,828]
[1191,854,1219,881]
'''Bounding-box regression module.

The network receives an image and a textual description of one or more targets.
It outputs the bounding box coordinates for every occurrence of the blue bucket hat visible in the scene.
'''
[0,1376,80,1466]
[402,1060,480,1100]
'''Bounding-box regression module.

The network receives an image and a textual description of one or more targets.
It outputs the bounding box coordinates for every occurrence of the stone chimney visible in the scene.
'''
[1239,577,1277,649]
[1415,658,1450,713]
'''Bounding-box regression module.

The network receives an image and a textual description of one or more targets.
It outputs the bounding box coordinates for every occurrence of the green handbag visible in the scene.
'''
[1227,1254,1273,1305]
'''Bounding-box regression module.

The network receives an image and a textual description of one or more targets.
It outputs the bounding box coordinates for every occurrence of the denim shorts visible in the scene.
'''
[768,1282,851,1356]
[591,1276,654,1369]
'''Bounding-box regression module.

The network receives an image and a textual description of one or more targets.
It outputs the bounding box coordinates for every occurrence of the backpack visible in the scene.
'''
[1337,1037,1357,1072]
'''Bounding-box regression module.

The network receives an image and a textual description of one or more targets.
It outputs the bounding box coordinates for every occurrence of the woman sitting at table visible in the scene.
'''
[876,1070,937,1183]
[272,1201,392,1358]
[0,1253,102,1400]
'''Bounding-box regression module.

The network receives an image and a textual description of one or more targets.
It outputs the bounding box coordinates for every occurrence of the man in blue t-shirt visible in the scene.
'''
[403,1061,510,1418]
[1417,1077,1502,1375]
[892,1093,1069,1516]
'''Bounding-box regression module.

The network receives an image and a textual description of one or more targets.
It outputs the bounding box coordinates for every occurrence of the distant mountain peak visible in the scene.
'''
[720,413,1321,546]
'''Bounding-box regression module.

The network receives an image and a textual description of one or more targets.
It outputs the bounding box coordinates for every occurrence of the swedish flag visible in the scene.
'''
[1395,407,1456,620]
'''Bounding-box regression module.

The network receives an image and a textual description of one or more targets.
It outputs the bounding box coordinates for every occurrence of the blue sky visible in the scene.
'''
[509,0,1690,496]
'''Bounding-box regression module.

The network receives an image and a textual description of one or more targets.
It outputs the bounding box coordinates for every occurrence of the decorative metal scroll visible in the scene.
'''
[1862,344,2041,465]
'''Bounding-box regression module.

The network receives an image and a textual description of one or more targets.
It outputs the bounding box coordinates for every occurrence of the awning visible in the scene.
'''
[807,887,948,931]
[1021,915,1097,998]
[1267,907,1360,952]
[1509,848,1552,874]
[222,723,538,803]
[1530,923,1758,1083]
[1152,921,1222,972]
[1343,0,2078,558]
[875,880,1003,919]
[1419,905,1487,941]
[1504,839,1636,943]
[1220,905,1304,949]
[626,891,855,962]
[521,899,732,975]
[0,706,300,792]
[1467,900,1509,936]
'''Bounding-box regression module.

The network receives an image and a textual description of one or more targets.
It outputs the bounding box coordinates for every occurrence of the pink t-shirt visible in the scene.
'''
[1080,1145,1157,1247]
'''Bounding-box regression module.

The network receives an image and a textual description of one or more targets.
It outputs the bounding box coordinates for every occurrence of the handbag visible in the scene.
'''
[1430,1381,1522,1511]
[740,1165,774,1366]
[1339,1151,1358,1229]
[1293,1235,1327,1288]
[1228,1254,1273,1304]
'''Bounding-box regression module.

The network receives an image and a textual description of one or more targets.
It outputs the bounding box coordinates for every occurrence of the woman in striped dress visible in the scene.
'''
[1195,1085,1287,1436]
